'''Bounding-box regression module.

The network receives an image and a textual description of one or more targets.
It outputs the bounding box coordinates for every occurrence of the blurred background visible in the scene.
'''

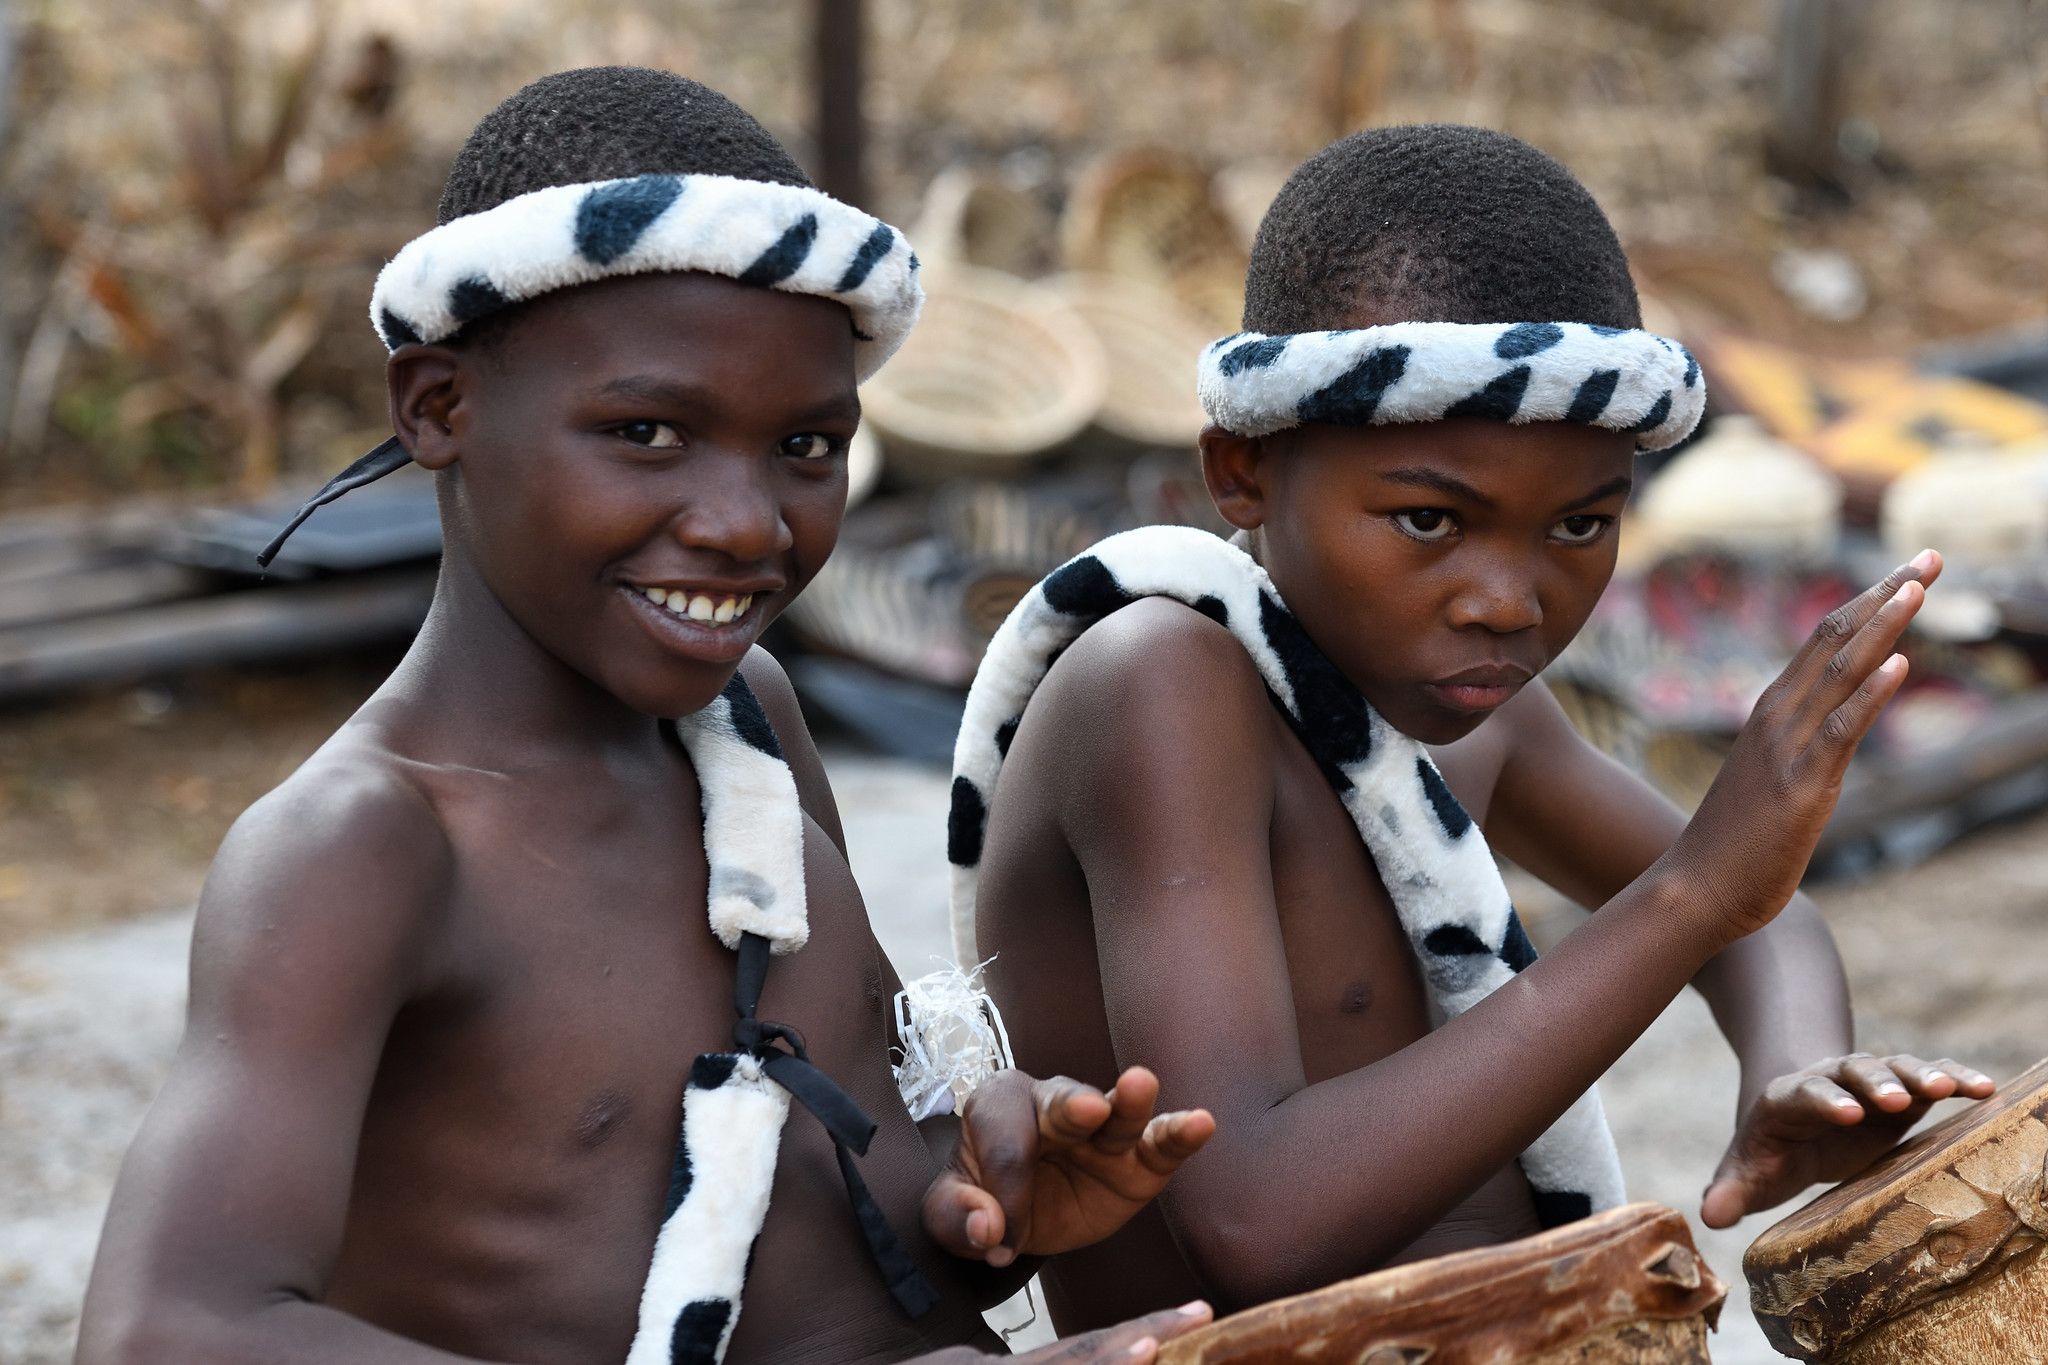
[8,1,2048,1360]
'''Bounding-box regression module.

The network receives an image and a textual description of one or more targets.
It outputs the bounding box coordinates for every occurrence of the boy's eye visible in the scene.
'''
[1551,515,1611,545]
[778,433,840,460]
[616,421,683,448]
[1392,509,1456,541]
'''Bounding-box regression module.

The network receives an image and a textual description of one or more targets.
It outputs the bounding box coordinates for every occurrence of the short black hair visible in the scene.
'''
[1242,125,1640,334]
[438,66,811,225]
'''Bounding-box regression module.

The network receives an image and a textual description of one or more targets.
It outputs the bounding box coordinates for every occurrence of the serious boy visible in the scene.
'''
[77,69,1218,1365]
[952,126,1992,1329]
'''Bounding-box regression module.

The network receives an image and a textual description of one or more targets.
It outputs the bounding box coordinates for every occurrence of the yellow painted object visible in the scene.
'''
[1807,378,2048,481]
[1702,333,2048,485]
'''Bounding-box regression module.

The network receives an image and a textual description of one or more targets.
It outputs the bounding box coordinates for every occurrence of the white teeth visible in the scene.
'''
[646,588,758,624]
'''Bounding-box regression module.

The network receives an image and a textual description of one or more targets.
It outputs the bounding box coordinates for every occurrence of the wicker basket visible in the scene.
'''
[860,264,1107,486]
[1041,271,1217,447]
[1060,148,1247,332]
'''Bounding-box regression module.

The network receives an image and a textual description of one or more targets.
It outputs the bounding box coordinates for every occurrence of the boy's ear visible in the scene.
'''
[1199,425,1271,531]
[387,345,466,471]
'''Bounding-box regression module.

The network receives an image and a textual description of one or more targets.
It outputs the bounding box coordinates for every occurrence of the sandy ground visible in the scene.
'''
[4,731,2047,1362]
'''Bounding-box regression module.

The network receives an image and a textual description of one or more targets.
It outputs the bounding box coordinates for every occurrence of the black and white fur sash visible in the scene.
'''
[631,675,937,1365]
[947,526,1626,1228]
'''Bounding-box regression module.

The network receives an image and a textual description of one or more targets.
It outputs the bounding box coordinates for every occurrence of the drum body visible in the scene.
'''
[1157,1202,1726,1365]
[1745,1056,2048,1363]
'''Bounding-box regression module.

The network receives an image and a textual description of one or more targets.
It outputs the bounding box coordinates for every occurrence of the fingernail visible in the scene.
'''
[1179,1300,1209,1315]
[1129,1339,1157,1356]
[1912,549,1937,572]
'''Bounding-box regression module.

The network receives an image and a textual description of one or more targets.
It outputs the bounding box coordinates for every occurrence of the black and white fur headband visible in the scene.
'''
[258,173,920,567]
[1198,321,1704,452]
[372,172,923,380]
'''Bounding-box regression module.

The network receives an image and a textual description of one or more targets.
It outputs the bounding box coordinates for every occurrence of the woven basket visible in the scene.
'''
[1042,271,1217,447]
[1060,148,1247,332]
[860,264,1107,486]
[910,163,1057,278]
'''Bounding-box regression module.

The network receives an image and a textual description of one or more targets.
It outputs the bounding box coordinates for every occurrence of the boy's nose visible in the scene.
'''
[669,451,792,562]
[1446,564,1544,633]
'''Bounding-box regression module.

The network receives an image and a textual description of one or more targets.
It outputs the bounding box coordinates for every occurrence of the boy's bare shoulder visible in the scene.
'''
[1023,595,1279,791]
[196,716,456,976]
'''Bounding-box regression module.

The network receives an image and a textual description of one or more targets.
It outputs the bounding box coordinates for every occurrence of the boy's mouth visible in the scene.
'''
[1424,664,1533,713]
[637,585,758,625]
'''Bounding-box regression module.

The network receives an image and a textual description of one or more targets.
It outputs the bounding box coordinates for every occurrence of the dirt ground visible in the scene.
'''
[2,659,2046,1363]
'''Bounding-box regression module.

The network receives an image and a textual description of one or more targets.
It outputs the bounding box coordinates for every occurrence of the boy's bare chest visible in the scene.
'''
[1263,714,1507,1086]
[329,774,980,1364]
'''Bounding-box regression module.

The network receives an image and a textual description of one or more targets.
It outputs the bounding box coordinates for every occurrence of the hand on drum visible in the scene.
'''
[1700,1052,1995,1228]
[923,1066,1217,1267]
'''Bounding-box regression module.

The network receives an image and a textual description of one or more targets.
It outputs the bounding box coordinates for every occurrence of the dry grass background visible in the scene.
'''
[5,0,2048,503]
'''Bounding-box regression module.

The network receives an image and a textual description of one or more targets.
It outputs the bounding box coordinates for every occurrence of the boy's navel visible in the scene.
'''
[1340,980,1375,1015]
[575,1087,635,1149]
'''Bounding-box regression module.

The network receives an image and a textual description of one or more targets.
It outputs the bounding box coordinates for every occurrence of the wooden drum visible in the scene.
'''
[1157,1203,1726,1365]
[1745,1056,2048,1363]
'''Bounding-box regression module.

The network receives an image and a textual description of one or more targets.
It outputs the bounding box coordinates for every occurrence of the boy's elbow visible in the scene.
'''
[78,1292,257,1365]
[1176,1203,1329,1311]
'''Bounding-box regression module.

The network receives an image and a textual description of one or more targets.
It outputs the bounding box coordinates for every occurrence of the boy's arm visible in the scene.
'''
[1480,677,1991,1226]
[76,760,502,1365]
[1043,563,1928,1308]
[1477,678,1855,1102]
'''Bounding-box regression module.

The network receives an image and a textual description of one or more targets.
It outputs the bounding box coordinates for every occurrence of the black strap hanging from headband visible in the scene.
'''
[255,435,417,568]
[733,931,941,1318]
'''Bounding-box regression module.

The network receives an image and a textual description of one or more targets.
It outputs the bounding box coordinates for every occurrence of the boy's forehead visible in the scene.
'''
[1292,417,1635,500]
[480,271,860,390]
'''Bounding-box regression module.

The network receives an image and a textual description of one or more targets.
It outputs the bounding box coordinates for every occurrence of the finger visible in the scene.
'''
[1837,1053,1917,1113]
[1882,1054,1964,1104]
[1787,1072,1868,1127]
[1772,553,1933,701]
[1797,583,1922,730]
[1811,652,1910,766]
[1136,1109,1218,1175]
[1032,1073,1116,1149]
[1929,1058,1997,1099]
[1020,1302,1214,1365]
[1089,1067,1162,1157]
[921,1169,1012,1263]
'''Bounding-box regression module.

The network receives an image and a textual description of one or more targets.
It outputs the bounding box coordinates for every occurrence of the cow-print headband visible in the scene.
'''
[1197,321,1704,452]
[257,174,921,567]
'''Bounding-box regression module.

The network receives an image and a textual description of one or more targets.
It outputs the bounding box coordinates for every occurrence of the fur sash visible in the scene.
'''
[947,525,1627,1228]
[628,674,936,1365]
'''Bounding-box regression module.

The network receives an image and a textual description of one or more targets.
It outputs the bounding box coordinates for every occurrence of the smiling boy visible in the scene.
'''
[950,126,1991,1330]
[75,69,1219,1365]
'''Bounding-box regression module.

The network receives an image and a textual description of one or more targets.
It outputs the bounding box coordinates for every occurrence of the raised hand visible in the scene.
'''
[923,1066,1216,1267]
[1664,551,1940,943]
[1701,1052,1994,1228]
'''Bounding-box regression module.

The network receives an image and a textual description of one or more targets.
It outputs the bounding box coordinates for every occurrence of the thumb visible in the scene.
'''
[1700,1171,1750,1230]
[922,1170,1015,1265]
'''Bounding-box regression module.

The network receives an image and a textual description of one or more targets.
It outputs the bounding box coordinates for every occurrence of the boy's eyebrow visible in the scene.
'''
[592,374,861,424]
[1558,475,1634,512]
[1379,467,1495,508]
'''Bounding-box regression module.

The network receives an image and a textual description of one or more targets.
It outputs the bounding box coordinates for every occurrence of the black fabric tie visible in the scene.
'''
[733,932,941,1318]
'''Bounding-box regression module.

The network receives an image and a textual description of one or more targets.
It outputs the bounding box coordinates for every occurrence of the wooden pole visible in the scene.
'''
[812,0,867,209]
[1767,0,1845,190]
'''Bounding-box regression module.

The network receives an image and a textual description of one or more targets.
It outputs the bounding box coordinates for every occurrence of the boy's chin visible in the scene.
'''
[1376,690,1506,746]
